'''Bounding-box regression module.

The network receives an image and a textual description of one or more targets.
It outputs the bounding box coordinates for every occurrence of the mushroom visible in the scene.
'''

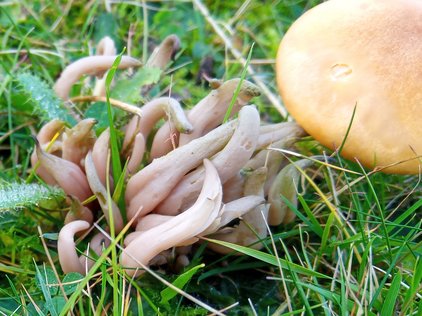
[122,97,193,156]
[126,133,146,175]
[276,0,422,174]
[62,118,97,168]
[35,139,92,202]
[150,78,260,159]
[178,79,260,146]
[64,195,94,225]
[93,36,117,97]
[79,231,111,271]
[208,167,269,254]
[120,159,222,277]
[85,151,124,233]
[58,220,90,274]
[125,119,236,222]
[256,122,306,149]
[30,119,65,185]
[155,105,260,215]
[267,159,314,225]
[146,34,181,69]
[54,55,142,100]
[91,128,110,186]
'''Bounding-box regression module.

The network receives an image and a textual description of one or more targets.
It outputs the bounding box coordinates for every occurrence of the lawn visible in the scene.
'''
[0,0,421,315]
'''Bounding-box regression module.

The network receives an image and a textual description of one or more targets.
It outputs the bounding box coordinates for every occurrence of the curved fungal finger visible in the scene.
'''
[208,204,269,255]
[135,214,173,232]
[54,55,142,100]
[85,151,124,233]
[174,254,190,272]
[245,136,302,195]
[125,119,236,221]
[127,133,146,175]
[94,36,117,97]
[268,159,314,225]
[149,120,178,160]
[257,122,306,149]
[222,173,244,203]
[31,120,65,184]
[150,78,260,159]
[203,195,265,235]
[121,159,222,277]
[64,195,94,225]
[58,220,90,274]
[62,118,97,167]
[35,139,92,201]
[96,36,117,56]
[35,119,65,144]
[123,231,142,247]
[178,78,260,146]
[91,128,110,186]
[146,34,180,69]
[122,116,141,155]
[139,97,193,137]
[122,97,192,156]
[79,230,111,270]
[156,105,260,215]
[209,168,269,254]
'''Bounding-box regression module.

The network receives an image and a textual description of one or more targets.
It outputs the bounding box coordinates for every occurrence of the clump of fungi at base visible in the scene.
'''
[32,35,311,277]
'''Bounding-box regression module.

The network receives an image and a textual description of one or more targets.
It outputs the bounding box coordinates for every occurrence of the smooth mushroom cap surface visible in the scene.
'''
[276,0,422,174]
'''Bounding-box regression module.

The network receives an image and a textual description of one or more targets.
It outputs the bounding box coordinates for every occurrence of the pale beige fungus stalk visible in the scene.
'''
[35,140,92,201]
[79,231,111,270]
[127,133,146,175]
[91,128,110,186]
[209,167,269,254]
[93,36,117,97]
[150,78,260,159]
[122,97,193,155]
[58,220,90,274]
[62,118,97,167]
[156,105,260,215]
[54,55,141,100]
[85,151,124,233]
[146,34,180,69]
[268,159,314,225]
[31,119,65,185]
[125,120,236,221]
[64,195,94,225]
[121,159,222,277]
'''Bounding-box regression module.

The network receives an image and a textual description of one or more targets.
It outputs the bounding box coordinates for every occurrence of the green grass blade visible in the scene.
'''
[380,272,402,316]
[160,264,205,304]
[105,50,124,197]
[387,198,422,234]
[223,42,255,123]
[297,194,324,237]
[204,238,331,279]
[34,263,56,316]
[320,212,335,255]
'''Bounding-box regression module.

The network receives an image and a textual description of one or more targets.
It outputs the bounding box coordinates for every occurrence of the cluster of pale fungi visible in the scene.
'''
[32,35,309,277]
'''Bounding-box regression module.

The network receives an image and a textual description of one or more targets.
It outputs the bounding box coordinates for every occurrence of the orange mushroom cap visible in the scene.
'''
[276,0,422,174]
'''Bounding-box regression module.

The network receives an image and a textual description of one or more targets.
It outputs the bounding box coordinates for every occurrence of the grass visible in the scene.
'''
[0,0,421,315]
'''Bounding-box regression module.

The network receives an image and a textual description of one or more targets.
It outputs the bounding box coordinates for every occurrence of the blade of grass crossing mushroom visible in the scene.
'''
[223,43,255,123]
[105,50,125,197]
